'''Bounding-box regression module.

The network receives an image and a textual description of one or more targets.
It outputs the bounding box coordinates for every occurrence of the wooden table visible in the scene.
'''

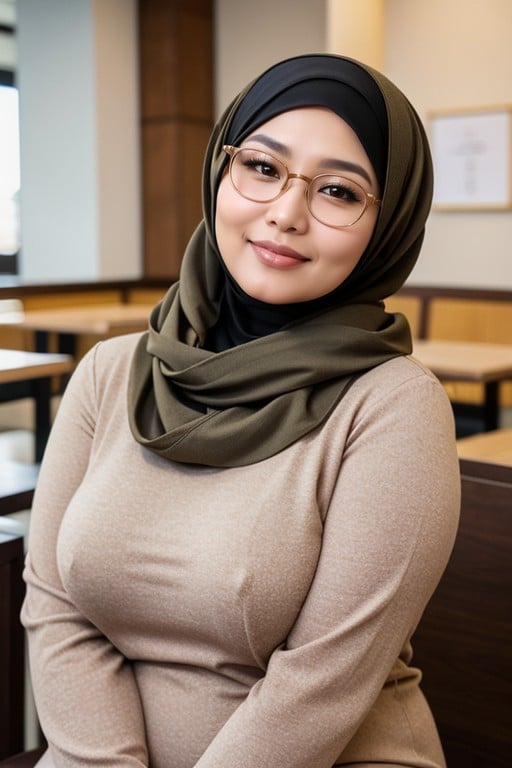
[412,339,512,431]
[0,303,154,354]
[0,349,73,461]
[457,427,512,465]
[0,460,40,515]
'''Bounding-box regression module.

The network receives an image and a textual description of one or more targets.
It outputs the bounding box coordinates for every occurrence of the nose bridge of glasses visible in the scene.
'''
[282,171,312,196]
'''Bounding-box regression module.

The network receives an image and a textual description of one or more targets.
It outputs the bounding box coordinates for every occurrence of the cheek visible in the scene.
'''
[341,211,379,264]
[323,218,376,268]
[216,178,250,227]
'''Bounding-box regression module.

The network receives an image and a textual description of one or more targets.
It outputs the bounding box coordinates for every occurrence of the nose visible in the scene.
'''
[264,177,309,232]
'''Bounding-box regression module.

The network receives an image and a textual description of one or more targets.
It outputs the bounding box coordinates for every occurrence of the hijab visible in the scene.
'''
[128,54,433,467]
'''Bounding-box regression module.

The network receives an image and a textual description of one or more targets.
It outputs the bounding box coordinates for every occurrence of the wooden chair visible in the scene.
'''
[413,458,512,767]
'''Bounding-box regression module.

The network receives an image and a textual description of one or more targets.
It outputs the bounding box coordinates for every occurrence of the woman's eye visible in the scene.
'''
[242,154,282,179]
[318,181,361,203]
[257,162,278,177]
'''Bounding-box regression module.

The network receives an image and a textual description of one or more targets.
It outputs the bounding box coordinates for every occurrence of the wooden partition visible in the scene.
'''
[383,294,422,338]
[412,459,512,767]
[386,285,512,408]
[428,297,512,406]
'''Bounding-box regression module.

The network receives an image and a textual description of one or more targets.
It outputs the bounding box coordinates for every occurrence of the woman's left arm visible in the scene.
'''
[194,368,461,768]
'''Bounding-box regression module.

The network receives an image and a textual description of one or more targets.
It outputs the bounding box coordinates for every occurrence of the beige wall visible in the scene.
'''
[214,0,327,115]
[327,0,384,70]
[215,0,512,290]
[385,0,512,289]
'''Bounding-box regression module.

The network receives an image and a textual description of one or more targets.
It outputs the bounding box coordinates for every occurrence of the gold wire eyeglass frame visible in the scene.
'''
[223,144,381,228]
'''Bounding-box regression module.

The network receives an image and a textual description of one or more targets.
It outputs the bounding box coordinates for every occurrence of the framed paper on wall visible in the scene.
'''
[428,105,512,210]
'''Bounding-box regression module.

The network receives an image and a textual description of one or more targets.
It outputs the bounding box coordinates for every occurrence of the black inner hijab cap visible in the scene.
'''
[224,68,389,192]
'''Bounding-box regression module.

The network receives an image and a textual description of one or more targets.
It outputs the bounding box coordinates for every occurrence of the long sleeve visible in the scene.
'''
[191,365,460,768]
[22,335,460,768]
[22,344,149,768]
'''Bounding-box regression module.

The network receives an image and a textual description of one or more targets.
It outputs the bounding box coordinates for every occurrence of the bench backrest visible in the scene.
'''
[412,459,512,767]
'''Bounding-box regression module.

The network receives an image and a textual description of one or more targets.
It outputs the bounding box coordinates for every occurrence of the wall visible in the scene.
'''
[215,0,512,290]
[0,0,16,69]
[16,0,140,282]
[13,0,512,288]
[214,0,327,116]
[384,0,512,289]
[327,0,384,70]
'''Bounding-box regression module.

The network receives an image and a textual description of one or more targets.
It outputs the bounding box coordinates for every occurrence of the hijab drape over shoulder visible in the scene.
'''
[128,54,433,467]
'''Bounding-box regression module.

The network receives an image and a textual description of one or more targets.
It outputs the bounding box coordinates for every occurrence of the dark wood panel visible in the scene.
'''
[138,0,213,121]
[138,0,213,278]
[0,534,25,759]
[141,117,211,278]
[412,460,512,767]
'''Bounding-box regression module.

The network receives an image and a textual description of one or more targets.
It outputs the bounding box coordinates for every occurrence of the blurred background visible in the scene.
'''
[1,0,512,290]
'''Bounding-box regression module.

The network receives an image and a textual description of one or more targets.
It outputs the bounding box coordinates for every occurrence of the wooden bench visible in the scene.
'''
[412,458,512,767]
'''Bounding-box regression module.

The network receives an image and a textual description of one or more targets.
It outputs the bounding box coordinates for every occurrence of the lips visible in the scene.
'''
[250,240,309,269]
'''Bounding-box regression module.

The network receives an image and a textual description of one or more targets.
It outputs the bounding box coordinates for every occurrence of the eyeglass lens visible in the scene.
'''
[229,147,371,227]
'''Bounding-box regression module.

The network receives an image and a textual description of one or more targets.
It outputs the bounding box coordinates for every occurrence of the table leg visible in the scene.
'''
[483,381,499,431]
[58,332,76,356]
[35,330,76,357]
[34,330,49,353]
[32,377,51,462]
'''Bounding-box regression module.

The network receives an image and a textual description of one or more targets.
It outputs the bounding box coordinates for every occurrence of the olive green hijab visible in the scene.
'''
[128,54,433,467]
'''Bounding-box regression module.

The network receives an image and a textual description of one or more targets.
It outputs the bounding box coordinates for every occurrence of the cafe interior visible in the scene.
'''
[0,1,510,766]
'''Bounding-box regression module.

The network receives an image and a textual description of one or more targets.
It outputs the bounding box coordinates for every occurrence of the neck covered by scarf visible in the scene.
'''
[128,54,433,467]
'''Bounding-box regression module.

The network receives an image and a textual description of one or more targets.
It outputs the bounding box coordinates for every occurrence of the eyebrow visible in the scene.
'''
[246,133,373,186]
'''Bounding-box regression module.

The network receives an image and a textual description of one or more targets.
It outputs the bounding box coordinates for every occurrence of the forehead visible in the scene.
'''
[243,107,377,186]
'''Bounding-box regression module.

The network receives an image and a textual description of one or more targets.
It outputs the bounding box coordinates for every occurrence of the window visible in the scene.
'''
[0,68,20,273]
[0,0,19,274]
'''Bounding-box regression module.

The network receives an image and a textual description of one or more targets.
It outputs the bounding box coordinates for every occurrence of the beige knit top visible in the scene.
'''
[22,333,460,768]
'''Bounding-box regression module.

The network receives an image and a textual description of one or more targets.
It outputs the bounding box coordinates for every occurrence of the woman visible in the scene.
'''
[22,54,460,768]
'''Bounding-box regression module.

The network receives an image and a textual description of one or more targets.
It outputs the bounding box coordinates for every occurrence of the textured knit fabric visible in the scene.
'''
[22,333,460,768]
[127,54,433,467]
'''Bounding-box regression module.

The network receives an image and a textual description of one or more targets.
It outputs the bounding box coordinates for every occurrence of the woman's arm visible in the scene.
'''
[22,345,148,767]
[193,367,460,768]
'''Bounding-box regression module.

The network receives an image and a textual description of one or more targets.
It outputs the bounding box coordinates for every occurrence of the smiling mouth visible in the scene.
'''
[250,240,309,269]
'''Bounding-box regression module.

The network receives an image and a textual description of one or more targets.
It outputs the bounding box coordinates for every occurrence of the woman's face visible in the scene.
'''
[215,106,381,304]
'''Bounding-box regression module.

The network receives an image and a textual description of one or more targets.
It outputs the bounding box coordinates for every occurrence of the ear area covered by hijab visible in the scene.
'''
[128,54,434,467]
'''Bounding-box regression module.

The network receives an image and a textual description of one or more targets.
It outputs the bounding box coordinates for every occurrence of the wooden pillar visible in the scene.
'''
[138,0,213,279]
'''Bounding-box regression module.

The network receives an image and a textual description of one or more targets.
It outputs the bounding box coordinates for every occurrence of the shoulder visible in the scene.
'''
[64,332,145,407]
[318,354,457,472]
[349,353,451,416]
[75,332,144,379]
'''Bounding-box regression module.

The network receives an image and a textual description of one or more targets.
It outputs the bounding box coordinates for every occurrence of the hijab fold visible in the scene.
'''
[128,54,433,467]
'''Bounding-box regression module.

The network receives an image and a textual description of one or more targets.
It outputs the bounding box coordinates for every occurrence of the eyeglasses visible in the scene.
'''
[223,145,381,228]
